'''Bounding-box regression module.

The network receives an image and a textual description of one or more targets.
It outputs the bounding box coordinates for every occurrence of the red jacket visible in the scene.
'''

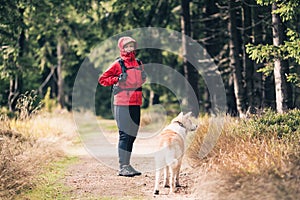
[98,37,145,106]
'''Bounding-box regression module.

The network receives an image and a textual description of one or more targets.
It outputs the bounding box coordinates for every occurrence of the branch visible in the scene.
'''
[38,65,57,95]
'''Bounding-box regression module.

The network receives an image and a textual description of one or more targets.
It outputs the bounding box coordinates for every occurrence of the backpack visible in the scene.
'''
[118,57,142,75]
[112,58,145,95]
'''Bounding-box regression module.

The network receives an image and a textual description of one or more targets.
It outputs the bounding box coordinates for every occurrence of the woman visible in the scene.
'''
[98,36,146,177]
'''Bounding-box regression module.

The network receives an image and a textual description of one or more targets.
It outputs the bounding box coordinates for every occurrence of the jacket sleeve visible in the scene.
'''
[98,62,121,86]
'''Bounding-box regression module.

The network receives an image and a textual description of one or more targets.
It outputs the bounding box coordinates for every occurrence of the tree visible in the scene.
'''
[228,0,247,117]
[1,0,299,117]
[0,1,39,111]
[250,0,264,109]
[272,2,291,113]
[26,0,103,109]
[246,0,299,113]
[242,0,260,111]
[181,0,200,116]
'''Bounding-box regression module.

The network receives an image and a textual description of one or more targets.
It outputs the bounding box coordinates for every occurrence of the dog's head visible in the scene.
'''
[172,112,198,131]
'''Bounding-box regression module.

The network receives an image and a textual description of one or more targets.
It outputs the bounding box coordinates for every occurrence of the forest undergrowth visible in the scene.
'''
[0,108,75,199]
[1,107,300,199]
[187,109,300,199]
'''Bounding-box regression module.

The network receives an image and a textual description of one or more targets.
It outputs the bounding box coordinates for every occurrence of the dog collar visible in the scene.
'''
[175,121,185,129]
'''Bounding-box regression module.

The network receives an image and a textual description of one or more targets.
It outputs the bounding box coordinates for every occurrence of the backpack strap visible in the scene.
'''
[136,58,144,71]
[118,57,142,71]
[112,58,144,95]
[117,58,127,74]
[136,58,142,66]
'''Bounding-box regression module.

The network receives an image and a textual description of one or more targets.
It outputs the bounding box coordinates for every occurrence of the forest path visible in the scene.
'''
[62,119,196,199]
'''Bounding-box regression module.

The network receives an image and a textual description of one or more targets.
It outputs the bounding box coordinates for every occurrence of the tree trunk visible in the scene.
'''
[149,90,160,105]
[242,0,256,112]
[57,39,65,109]
[228,0,247,117]
[294,12,300,107]
[272,3,290,113]
[8,7,25,111]
[8,76,20,111]
[181,0,200,116]
[227,74,238,116]
[251,1,263,110]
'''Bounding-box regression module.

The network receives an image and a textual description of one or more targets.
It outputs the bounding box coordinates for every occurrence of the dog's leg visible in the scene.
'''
[154,168,161,195]
[175,169,180,187]
[176,159,182,187]
[169,166,176,194]
[163,166,169,188]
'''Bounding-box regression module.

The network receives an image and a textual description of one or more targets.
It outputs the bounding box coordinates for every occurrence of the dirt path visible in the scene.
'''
[63,129,197,200]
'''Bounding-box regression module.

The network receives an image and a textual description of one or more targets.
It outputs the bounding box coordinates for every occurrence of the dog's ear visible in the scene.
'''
[178,112,184,117]
[172,112,183,123]
[184,112,192,117]
[178,112,184,121]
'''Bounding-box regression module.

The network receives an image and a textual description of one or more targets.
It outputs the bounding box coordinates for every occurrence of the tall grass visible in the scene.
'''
[188,110,300,199]
[0,97,76,200]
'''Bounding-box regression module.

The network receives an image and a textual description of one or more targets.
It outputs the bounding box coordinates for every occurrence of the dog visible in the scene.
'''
[153,112,198,195]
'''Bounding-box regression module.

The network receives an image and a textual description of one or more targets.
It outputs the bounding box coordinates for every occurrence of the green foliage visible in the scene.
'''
[246,0,300,86]
[256,0,299,22]
[42,87,57,113]
[95,84,114,119]
[0,0,299,115]
[243,109,300,138]
[246,43,281,63]
[0,107,16,119]
[283,29,300,64]
[286,73,300,87]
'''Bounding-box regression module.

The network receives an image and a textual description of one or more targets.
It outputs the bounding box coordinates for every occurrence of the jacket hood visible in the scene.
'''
[118,36,137,50]
[118,36,137,60]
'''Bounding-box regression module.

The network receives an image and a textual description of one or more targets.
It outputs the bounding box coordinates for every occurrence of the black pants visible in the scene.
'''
[114,105,140,167]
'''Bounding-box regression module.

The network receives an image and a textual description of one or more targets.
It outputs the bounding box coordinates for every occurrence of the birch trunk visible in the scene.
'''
[272,3,290,113]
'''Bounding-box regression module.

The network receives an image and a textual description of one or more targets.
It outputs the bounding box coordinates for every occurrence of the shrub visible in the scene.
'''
[188,109,300,177]
[188,111,300,199]
[15,90,43,120]
[0,113,67,199]
[245,109,300,138]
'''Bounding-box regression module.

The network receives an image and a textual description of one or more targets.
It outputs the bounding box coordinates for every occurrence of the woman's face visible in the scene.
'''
[123,42,135,53]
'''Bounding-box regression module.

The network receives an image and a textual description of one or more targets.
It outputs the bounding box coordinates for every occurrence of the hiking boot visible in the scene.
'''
[118,165,136,177]
[128,165,141,176]
[118,165,141,177]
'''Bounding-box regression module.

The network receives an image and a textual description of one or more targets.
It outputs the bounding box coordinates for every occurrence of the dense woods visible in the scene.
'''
[1,0,300,118]
[1,1,300,199]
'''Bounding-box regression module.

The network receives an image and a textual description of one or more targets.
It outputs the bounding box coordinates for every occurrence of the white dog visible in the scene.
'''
[154,112,198,195]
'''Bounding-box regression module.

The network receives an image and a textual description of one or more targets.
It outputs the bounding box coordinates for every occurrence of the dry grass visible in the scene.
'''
[187,111,300,199]
[0,110,75,199]
[140,105,169,132]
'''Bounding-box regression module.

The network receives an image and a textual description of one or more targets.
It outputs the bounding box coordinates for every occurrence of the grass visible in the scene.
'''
[0,110,78,200]
[16,156,78,200]
[187,110,300,199]
[2,105,300,199]
[97,118,118,132]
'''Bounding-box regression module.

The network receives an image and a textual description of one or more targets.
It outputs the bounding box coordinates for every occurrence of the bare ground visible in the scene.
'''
[63,130,197,200]
[64,155,195,200]
[61,117,300,200]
